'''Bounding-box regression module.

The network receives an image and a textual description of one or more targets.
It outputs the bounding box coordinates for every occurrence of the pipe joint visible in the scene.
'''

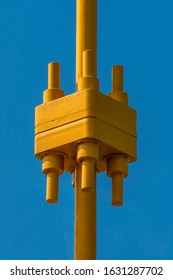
[78,49,99,90]
[43,62,64,103]
[77,141,99,192]
[42,154,64,204]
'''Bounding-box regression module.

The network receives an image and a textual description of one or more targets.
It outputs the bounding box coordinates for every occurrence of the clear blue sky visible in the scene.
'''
[0,0,173,260]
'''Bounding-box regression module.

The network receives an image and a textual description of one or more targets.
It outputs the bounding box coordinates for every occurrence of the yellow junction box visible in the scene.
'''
[35,88,137,174]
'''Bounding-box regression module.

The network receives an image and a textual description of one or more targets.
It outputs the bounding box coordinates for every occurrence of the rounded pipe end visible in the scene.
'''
[81,159,95,192]
[112,65,124,92]
[46,172,59,204]
[48,62,60,89]
[111,173,123,206]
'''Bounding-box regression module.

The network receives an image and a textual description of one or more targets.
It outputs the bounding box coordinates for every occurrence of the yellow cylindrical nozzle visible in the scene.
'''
[48,62,60,89]
[78,49,99,90]
[46,172,59,204]
[107,154,128,206]
[109,65,128,104]
[81,159,95,192]
[112,173,123,206]
[112,65,123,91]
[42,154,64,204]
[43,62,64,103]
[77,142,98,192]
[83,49,95,77]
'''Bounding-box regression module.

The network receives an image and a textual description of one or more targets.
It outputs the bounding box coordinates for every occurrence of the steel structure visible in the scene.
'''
[34,0,137,260]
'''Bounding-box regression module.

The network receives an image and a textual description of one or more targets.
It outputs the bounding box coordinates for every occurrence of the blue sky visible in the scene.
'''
[0,0,173,260]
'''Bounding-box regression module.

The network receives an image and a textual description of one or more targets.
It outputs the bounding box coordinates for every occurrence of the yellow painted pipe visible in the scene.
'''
[75,0,98,260]
[43,62,64,103]
[83,49,95,77]
[74,164,96,259]
[76,0,97,86]
[112,65,123,91]
[48,62,60,89]
[46,172,59,204]
[81,159,95,192]
[111,173,123,206]
[77,141,98,192]
[42,154,64,204]
[109,65,128,104]
[78,49,99,90]
[107,155,128,206]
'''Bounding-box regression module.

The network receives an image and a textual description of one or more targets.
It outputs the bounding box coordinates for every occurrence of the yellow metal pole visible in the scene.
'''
[76,0,97,87]
[74,164,96,259]
[74,0,97,259]
[34,0,137,260]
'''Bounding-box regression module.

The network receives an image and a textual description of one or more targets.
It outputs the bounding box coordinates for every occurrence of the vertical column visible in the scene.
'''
[74,0,97,259]
[74,164,96,259]
[76,0,97,88]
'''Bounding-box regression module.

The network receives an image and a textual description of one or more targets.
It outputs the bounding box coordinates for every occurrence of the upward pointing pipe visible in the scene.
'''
[74,0,98,260]
[76,0,97,88]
